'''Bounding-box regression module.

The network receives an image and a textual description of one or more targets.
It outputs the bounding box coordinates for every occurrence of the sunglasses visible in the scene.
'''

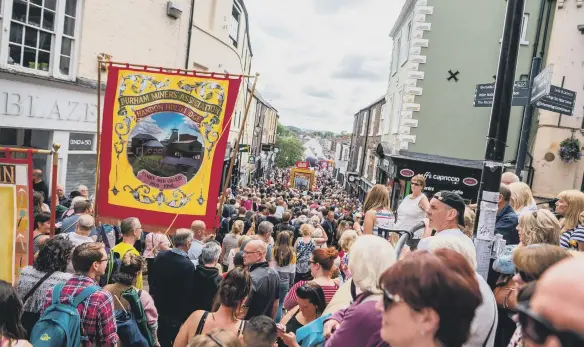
[411,182,422,187]
[382,289,404,310]
[515,269,537,283]
[517,303,584,346]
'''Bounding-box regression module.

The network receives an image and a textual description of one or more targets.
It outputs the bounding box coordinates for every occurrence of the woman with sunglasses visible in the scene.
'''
[506,245,572,347]
[395,174,430,238]
[174,268,251,347]
[277,282,327,347]
[377,249,482,347]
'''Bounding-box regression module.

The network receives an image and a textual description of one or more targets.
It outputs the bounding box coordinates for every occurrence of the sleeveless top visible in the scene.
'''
[195,311,246,336]
[296,239,315,274]
[396,194,426,237]
[371,208,395,237]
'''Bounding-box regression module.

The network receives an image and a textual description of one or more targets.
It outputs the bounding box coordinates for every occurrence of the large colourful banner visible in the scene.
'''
[98,67,242,229]
[0,155,33,284]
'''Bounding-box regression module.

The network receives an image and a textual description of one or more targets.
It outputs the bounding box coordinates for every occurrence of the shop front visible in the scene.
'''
[377,149,483,209]
[0,73,100,198]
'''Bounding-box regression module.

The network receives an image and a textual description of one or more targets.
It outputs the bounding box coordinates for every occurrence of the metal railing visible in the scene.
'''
[377,222,426,259]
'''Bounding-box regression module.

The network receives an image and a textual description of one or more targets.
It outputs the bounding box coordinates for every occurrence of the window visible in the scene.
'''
[379,103,386,135]
[6,0,79,79]
[373,156,379,182]
[360,112,367,135]
[365,149,371,177]
[357,147,363,173]
[399,22,410,65]
[520,13,529,45]
[391,89,403,134]
[384,98,392,135]
[230,4,241,47]
[391,37,401,75]
[369,108,377,136]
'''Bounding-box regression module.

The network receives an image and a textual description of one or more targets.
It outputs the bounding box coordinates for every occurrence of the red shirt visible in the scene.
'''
[284,280,339,311]
[42,275,118,346]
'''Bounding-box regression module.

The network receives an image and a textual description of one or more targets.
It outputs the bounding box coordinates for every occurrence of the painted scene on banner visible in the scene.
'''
[0,161,32,284]
[98,67,242,229]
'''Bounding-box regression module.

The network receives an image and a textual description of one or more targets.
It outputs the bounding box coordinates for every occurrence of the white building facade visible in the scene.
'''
[0,0,253,197]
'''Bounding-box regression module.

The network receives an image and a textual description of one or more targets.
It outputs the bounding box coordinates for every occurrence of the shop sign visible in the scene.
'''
[296,161,309,168]
[69,133,94,151]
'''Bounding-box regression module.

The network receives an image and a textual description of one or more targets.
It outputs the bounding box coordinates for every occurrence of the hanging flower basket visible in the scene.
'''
[558,138,582,164]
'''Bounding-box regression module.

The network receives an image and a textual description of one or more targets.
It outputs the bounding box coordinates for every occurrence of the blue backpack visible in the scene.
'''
[30,283,100,347]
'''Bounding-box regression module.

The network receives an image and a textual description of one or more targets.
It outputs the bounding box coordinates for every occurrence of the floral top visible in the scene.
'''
[143,232,171,259]
[508,325,523,347]
[16,266,72,313]
[295,238,315,274]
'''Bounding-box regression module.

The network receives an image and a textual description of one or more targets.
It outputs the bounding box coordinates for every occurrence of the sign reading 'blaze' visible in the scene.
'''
[98,67,242,229]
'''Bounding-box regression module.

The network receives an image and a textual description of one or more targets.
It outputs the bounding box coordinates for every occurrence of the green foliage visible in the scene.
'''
[277,122,292,137]
[275,136,305,168]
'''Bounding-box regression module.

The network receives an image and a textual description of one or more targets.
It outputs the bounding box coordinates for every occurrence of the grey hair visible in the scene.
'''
[174,228,194,247]
[77,214,95,232]
[257,221,274,237]
[120,217,140,236]
[201,241,221,264]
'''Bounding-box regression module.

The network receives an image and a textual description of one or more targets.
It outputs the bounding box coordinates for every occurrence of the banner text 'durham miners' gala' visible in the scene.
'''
[97,67,242,229]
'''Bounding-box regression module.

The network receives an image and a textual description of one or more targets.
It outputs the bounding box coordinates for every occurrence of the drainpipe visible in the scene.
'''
[360,111,371,179]
[185,0,196,69]
[514,0,549,179]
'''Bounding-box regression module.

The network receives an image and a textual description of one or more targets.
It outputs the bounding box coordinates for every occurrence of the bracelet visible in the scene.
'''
[503,288,516,309]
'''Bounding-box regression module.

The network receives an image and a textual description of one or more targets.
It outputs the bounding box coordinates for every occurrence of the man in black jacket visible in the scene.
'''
[151,229,197,346]
[243,240,279,320]
[193,241,222,311]
[321,210,338,247]
[274,212,295,238]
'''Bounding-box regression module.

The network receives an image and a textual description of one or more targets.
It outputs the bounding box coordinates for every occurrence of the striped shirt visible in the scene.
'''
[372,208,395,237]
[284,280,338,311]
[560,225,584,249]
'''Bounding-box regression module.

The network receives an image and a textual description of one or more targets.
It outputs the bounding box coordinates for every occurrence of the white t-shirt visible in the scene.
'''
[59,232,94,247]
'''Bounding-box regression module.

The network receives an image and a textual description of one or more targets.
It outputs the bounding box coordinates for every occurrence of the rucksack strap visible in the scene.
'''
[100,225,111,250]
[52,283,64,305]
[195,311,209,335]
[72,285,100,307]
[23,271,54,303]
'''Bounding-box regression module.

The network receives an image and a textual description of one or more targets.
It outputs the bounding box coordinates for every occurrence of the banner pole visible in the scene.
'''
[94,57,103,226]
[49,143,60,238]
[216,73,259,225]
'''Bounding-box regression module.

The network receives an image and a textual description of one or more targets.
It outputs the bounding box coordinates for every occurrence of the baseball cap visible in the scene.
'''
[434,191,466,226]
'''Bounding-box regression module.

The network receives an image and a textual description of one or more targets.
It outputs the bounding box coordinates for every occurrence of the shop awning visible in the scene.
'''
[389,151,483,170]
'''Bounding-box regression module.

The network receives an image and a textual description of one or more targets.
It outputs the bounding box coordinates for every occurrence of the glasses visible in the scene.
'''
[517,303,584,346]
[515,269,537,283]
[411,182,422,187]
[97,258,108,263]
[382,289,404,310]
[243,250,261,255]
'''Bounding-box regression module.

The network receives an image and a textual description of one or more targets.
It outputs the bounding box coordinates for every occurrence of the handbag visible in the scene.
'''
[493,274,518,311]
[21,271,55,337]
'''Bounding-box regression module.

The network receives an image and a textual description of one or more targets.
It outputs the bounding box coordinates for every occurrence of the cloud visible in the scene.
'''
[303,85,335,99]
[245,0,405,132]
[331,54,386,80]
[130,117,165,140]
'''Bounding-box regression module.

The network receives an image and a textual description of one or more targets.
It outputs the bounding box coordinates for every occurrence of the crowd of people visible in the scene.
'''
[1,168,584,347]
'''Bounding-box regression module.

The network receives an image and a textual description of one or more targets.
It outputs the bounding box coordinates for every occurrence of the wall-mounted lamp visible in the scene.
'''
[167,1,183,19]
[578,24,584,34]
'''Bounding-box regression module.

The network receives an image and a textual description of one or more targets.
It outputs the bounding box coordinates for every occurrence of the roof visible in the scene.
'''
[133,133,157,141]
[390,150,483,170]
[143,140,164,148]
[235,0,253,57]
[172,140,200,144]
[251,88,278,113]
[389,0,417,37]
[356,95,386,114]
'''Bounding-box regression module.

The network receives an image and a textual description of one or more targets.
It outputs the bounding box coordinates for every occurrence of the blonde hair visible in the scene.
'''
[339,230,358,251]
[509,182,535,212]
[300,223,314,237]
[411,174,426,188]
[231,220,244,235]
[462,207,475,238]
[348,235,396,294]
[558,190,584,232]
[237,235,251,248]
[426,235,477,270]
[513,244,572,278]
[363,184,390,213]
[187,328,242,347]
[518,209,561,245]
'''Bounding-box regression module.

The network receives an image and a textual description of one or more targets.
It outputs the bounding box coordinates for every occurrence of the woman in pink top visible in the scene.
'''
[284,247,339,310]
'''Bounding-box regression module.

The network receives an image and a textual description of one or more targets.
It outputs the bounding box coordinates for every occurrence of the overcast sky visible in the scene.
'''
[245,0,405,133]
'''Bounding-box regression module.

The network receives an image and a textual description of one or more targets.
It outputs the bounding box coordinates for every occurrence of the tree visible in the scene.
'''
[277,122,291,137]
[275,136,305,168]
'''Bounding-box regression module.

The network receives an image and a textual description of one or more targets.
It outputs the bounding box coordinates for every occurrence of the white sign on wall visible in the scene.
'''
[0,78,101,132]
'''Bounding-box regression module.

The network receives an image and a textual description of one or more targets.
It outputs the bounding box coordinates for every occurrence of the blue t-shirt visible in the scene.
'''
[60,214,97,236]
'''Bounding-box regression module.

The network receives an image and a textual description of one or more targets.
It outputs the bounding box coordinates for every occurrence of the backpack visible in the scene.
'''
[122,289,156,347]
[30,283,100,347]
[100,250,122,287]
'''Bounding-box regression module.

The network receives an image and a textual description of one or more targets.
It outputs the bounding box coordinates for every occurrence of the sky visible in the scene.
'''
[245,0,406,133]
[130,113,201,141]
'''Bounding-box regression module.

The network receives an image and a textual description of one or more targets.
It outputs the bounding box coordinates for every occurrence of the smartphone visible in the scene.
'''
[276,323,286,333]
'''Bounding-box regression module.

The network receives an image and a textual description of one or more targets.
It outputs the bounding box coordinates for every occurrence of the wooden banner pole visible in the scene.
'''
[94,57,103,226]
[216,73,259,224]
[49,143,60,238]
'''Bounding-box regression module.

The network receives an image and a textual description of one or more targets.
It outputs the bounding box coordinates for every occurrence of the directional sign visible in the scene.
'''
[530,64,553,104]
[248,156,255,164]
[534,85,577,116]
[238,144,250,153]
[473,81,530,107]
